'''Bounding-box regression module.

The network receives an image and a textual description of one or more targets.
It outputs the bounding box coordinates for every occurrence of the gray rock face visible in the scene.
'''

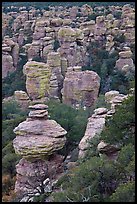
[2,53,15,78]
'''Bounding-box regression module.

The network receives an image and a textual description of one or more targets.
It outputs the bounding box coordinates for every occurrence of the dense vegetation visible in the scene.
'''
[51,91,135,202]
[2,100,28,201]
[82,41,135,94]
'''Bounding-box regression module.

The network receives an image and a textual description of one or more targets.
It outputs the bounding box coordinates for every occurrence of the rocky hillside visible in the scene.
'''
[2,2,135,202]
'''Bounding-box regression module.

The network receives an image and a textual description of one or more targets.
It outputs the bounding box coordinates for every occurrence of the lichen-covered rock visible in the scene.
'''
[13,106,67,158]
[23,61,52,100]
[58,26,76,42]
[62,70,100,108]
[47,52,61,67]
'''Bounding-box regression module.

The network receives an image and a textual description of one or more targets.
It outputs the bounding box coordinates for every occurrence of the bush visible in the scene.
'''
[100,94,135,147]
[108,181,135,202]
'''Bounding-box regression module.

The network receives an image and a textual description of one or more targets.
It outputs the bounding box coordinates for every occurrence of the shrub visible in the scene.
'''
[108,181,135,202]
[47,100,89,154]
[100,94,135,147]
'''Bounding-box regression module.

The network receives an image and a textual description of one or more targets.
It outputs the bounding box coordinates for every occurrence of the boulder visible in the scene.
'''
[105,90,119,103]
[97,141,120,160]
[13,109,67,158]
[62,70,100,108]
[58,26,76,42]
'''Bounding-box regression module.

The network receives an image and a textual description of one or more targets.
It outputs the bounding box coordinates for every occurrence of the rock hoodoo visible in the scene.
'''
[23,61,52,100]
[13,104,67,195]
[62,69,100,108]
[78,90,129,159]
[78,107,107,158]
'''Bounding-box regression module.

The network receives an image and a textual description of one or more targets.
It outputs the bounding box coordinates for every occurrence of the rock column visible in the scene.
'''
[13,104,67,196]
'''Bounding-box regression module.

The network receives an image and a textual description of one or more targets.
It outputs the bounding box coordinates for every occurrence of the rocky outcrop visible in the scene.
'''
[105,90,128,115]
[115,47,135,72]
[47,52,64,99]
[23,61,52,100]
[58,26,86,67]
[13,104,67,195]
[78,108,107,158]
[62,69,100,108]
[2,36,19,78]
[78,90,129,159]
[97,141,120,160]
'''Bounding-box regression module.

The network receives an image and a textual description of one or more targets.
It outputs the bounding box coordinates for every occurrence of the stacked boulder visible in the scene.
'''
[13,104,67,195]
[121,4,135,45]
[94,16,106,41]
[105,90,128,115]
[62,69,100,108]
[105,34,115,52]
[47,52,64,99]
[115,46,135,72]
[42,37,54,62]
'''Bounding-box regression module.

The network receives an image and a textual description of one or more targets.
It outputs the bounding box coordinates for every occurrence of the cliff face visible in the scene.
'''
[13,104,67,196]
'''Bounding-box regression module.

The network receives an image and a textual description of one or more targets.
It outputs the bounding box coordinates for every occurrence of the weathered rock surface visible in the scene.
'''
[62,70,100,108]
[13,104,67,196]
[115,47,135,71]
[23,61,52,100]
[13,105,67,158]
[15,154,64,194]
[78,111,106,158]
[2,36,19,78]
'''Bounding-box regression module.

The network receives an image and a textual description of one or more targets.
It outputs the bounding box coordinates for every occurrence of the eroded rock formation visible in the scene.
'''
[13,104,67,195]
[62,69,100,108]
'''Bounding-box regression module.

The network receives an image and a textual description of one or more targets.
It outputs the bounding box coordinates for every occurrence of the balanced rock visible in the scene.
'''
[13,105,67,158]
